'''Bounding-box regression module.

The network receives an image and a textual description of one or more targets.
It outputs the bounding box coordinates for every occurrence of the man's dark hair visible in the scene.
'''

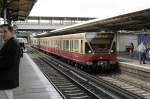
[0,24,13,33]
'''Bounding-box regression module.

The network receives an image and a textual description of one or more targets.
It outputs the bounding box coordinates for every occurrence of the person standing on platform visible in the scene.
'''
[19,42,24,57]
[137,42,146,64]
[0,24,21,99]
[130,42,134,57]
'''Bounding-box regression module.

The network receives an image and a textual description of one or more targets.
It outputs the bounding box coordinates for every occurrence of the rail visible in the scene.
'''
[28,47,144,99]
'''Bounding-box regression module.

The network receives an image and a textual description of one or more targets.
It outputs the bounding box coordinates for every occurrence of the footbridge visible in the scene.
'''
[14,16,95,31]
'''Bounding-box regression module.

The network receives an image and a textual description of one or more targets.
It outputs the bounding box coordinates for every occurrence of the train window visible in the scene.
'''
[90,38,112,53]
[62,40,69,51]
[55,40,59,48]
[66,40,69,51]
[45,40,47,45]
[49,40,51,47]
[63,40,66,50]
[57,40,59,49]
[53,40,55,48]
[56,40,58,48]
[73,40,79,53]
[57,40,61,49]
[58,40,60,49]
[55,40,57,48]
[51,40,53,48]
[59,40,60,49]
[51,40,54,48]
[60,40,63,50]
[70,40,73,52]
[111,42,116,52]
[47,40,48,46]
[54,40,56,48]
[85,42,91,53]
[63,40,65,50]
[48,40,51,47]
[85,33,114,53]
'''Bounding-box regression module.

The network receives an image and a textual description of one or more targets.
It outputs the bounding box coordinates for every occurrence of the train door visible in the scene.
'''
[38,38,41,49]
[80,40,84,54]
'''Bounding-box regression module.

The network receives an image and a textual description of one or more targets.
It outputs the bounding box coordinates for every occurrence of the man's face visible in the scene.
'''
[0,27,8,41]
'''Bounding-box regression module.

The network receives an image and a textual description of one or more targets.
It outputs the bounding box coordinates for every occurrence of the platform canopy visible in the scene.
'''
[46,8,150,36]
[0,0,37,21]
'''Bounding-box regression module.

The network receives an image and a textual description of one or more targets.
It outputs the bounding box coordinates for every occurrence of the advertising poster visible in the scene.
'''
[143,34,150,51]
[138,33,150,51]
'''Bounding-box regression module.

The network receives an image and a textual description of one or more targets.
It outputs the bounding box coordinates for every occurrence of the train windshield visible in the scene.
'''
[85,32,114,53]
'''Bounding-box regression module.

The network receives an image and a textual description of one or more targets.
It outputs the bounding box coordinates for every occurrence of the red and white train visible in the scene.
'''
[31,32,117,72]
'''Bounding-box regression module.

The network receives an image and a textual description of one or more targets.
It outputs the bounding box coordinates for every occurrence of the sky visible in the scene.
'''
[29,0,150,19]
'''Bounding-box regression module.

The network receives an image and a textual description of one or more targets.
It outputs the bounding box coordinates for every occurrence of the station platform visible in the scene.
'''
[13,53,62,99]
[118,52,150,72]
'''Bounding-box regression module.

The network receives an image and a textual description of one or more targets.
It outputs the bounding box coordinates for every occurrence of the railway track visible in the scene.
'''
[28,47,144,99]
[98,75,150,98]
[29,50,101,99]
[36,60,96,99]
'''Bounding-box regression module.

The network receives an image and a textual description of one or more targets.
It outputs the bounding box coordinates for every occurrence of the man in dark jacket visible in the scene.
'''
[0,24,21,99]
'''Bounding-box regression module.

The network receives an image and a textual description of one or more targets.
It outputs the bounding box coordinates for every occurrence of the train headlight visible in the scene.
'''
[110,50,114,53]
[88,50,92,53]
[110,61,116,64]
[86,62,93,65]
[97,61,107,66]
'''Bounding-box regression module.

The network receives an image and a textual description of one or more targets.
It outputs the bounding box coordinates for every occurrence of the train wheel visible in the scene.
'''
[75,63,78,68]
[71,61,74,66]
[67,60,70,64]
[86,65,92,73]
[80,65,84,70]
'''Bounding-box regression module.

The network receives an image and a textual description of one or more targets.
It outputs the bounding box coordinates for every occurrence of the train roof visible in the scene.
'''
[39,33,85,39]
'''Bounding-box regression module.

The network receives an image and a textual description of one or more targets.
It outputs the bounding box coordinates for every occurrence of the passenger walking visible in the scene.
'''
[130,42,134,57]
[137,42,146,64]
[20,42,24,57]
[0,24,21,99]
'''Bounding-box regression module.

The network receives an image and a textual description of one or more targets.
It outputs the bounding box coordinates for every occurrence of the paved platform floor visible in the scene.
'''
[13,53,62,99]
[118,52,150,72]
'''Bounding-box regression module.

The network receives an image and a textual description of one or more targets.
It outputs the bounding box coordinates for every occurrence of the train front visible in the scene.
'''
[84,32,117,71]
